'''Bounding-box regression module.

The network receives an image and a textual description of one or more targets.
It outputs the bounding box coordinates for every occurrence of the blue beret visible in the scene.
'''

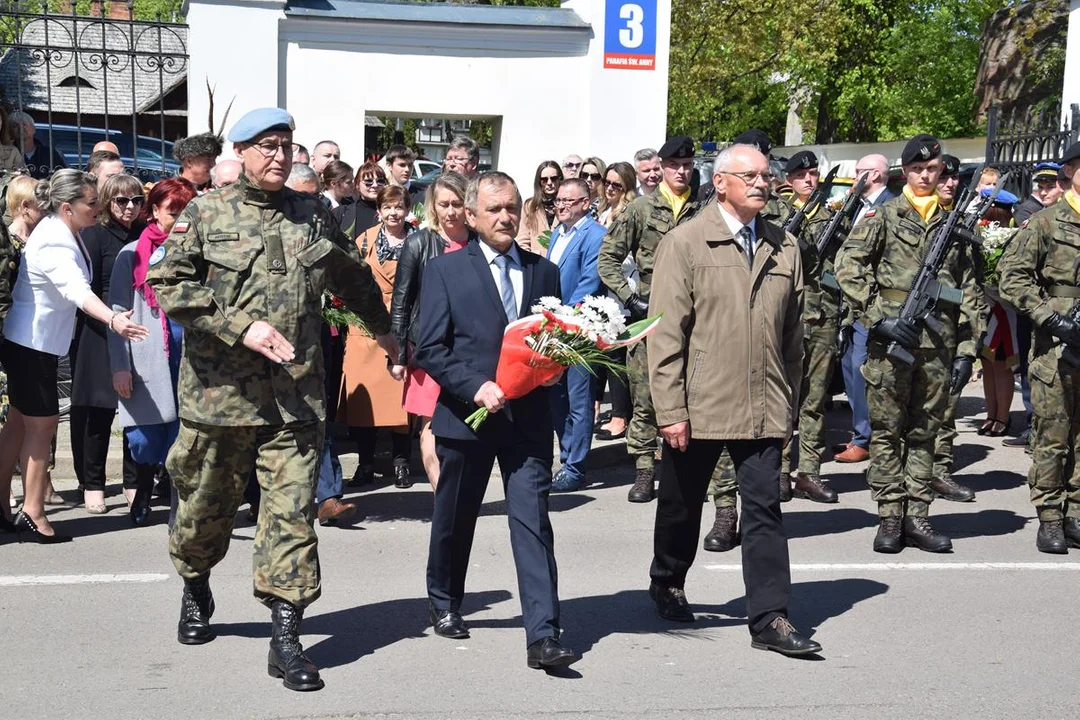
[227,107,295,143]
[980,187,1018,206]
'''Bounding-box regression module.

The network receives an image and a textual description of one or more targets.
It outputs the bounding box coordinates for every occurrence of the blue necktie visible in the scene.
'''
[493,254,518,322]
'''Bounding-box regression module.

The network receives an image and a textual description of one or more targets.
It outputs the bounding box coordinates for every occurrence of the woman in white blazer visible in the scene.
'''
[0,169,148,543]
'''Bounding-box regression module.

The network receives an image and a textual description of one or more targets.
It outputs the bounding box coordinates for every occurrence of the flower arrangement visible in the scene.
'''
[321,292,372,336]
[979,220,1016,287]
[465,295,661,429]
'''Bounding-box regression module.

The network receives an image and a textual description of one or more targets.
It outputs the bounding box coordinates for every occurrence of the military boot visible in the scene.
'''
[268,600,324,692]
[778,473,793,503]
[177,575,215,645]
[702,507,739,552]
[873,516,903,554]
[793,473,838,504]
[627,467,655,503]
[1064,518,1080,548]
[1036,520,1068,554]
[930,474,975,503]
[903,516,953,553]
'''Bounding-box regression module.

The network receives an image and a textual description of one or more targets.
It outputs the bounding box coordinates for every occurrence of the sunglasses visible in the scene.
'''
[540,175,560,183]
[113,196,145,207]
[604,180,625,191]
[583,173,603,182]
[563,162,582,169]
[360,178,387,187]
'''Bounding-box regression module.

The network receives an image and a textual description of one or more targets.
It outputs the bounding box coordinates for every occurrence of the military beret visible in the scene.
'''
[227,107,296,143]
[173,132,223,162]
[1033,161,1061,181]
[784,151,818,174]
[901,134,942,165]
[732,129,772,156]
[658,136,695,160]
[1060,142,1080,165]
[940,154,960,177]
[980,187,1018,206]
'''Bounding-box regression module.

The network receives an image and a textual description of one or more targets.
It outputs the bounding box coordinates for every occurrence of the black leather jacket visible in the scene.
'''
[390,228,476,365]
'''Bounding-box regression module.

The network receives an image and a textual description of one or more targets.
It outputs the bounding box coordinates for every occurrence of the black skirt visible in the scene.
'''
[1,339,60,417]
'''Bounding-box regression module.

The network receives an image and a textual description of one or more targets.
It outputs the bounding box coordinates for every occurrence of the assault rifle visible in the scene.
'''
[816,171,868,288]
[885,169,1009,365]
[783,166,838,237]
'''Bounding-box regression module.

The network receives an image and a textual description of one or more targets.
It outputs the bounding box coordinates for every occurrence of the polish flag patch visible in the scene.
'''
[174,221,190,234]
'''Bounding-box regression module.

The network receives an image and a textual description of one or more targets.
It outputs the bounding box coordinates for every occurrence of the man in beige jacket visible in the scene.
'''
[646,144,820,657]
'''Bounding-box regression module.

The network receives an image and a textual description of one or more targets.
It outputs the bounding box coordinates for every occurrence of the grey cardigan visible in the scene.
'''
[107,241,178,428]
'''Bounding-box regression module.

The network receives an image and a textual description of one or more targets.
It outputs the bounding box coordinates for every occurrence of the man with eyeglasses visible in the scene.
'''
[835,135,979,555]
[547,178,608,492]
[634,149,661,195]
[562,154,583,180]
[173,132,223,191]
[147,107,395,692]
[444,137,480,179]
[598,136,699,504]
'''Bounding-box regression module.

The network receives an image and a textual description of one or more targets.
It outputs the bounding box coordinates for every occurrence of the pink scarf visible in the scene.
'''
[133,221,170,353]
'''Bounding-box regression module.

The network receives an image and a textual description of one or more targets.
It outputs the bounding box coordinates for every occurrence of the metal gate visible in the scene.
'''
[985,103,1080,195]
[0,0,187,181]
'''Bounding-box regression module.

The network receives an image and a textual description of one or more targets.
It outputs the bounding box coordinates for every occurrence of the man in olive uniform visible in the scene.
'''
[928,154,979,503]
[998,142,1080,553]
[147,108,395,691]
[834,135,979,554]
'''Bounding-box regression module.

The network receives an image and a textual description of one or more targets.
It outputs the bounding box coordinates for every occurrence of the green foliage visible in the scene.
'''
[375,118,419,156]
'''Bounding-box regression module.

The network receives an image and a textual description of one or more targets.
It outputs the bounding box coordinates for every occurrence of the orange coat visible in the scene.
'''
[336,226,409,429]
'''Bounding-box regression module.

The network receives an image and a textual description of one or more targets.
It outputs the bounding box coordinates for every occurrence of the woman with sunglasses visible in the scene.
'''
[580,156,607,219]
[332,160,387,240]
[517,160,562,252]
[599,162,638,228]
[70,173,147,515]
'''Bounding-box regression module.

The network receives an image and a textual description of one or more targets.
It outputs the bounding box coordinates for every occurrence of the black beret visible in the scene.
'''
[658,136,695,160]
[1061,142,1080,165]
[784,151,818,174]
[940,154,960,177]
[733,129,772,156]
[901,134,942,165]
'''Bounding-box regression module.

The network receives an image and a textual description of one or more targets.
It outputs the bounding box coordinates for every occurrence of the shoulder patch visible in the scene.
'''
[864,209,876,219]
[148,245,166,267]
[173,221,190,234]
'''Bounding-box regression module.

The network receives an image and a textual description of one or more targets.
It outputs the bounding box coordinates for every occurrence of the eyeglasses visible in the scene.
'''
[563,162,582,169]
[540,175,560,184]
[251,141,293,158]
[360,178,387,187]
[583,173,603,182]
[113,196,145,207]
[604,180,625,191]
[554,197,588,206]
[720,170,775,185]
[854,168,876,175]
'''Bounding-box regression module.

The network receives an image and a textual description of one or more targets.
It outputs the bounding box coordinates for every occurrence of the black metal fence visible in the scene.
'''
[0,0,187,181]
[985,103,1080,195]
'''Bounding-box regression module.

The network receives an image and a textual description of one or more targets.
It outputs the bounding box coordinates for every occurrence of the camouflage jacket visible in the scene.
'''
[778,198,839,327]
[597,187,698,303]
[834,193,979,357]
[998,199,1080,367]
[147,174,391,426]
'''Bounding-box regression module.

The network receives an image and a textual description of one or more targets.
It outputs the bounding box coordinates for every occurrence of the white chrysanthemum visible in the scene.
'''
[531,296,565,314]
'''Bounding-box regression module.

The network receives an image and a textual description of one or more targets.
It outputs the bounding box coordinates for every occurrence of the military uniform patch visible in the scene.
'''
[148,245,166,266]
[1021,219,1030,229]
[174,221,190,234]
[864,209,876,218]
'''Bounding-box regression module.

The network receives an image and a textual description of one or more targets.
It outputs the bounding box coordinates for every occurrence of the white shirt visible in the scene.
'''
[855,186,887,225]
[716,202,761,257]
[548,214,588,265]
[4,214,94,356]
[478,240,523,314]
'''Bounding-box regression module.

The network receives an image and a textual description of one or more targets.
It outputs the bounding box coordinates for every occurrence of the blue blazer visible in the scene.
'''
[548,215,607,306]
[872,187,898,207]
[414,239,561,443]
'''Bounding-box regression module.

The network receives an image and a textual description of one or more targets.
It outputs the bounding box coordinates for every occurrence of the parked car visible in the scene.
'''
[35,124,180,182]
[415,159,439,177]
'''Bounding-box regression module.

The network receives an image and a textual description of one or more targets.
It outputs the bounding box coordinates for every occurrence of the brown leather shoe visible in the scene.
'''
[834,444,869,463]
[317,498,357,527]
[793,473,838,503]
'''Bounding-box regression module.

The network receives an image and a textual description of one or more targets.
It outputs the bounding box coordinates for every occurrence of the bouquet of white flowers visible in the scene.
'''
[979,220,1016,286]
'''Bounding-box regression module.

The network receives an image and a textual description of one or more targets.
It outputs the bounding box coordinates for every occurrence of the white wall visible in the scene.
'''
[1064,0,1080,126]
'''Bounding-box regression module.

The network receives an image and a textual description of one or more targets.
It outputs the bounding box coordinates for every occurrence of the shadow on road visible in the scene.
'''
[782,507,879,539]
[958,469,1026,493]
[933,509,1029,538]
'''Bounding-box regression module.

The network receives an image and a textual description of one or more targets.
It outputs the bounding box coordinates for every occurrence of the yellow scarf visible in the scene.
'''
[903,184,939,222]
[793,195,819,220]
[1066,190,1080,217]
[659,181,691,221]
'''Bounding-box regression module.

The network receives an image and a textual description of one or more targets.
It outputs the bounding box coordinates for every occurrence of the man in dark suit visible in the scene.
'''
[414,171,578,670]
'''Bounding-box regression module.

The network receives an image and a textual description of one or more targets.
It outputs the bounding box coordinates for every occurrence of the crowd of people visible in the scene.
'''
[1,103,1079,687]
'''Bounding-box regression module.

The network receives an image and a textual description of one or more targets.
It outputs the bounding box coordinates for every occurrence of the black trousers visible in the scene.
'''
[427,435,559,646]
[350,427,411,467]
[595,347,631,421]
[651,437,790,634]
[70,406,136,491]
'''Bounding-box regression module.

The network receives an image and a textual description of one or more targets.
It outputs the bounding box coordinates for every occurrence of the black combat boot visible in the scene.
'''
[903,516,953,553]
[177,575,215,645]
[1036,520,1068,554]
[930,474,975,503]
[268,600,324,691]
[1064,518,1080,548]
[627,467,655,503]
[778,473,793,503]
[793,473,838,503]
[873,516,903,554]
[702,506,739,552]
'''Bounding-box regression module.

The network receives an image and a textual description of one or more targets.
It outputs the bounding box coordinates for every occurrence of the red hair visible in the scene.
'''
[140,177,198,222]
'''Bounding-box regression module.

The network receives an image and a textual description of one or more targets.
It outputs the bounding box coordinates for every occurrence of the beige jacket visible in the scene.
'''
[647,201,804,441]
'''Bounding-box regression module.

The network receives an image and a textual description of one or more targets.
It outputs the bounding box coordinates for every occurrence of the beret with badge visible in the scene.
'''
[733,129,772,156]
[658,136,695,160]
[784,151,818,174]
[901,134,942,165]
[227,107,296,144]
[940,154,960,177]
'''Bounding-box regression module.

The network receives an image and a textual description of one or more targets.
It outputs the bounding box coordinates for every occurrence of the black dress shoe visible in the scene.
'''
[702,506,739,552]
[429,603,469,639]
[903,516,952,553]
[793,473,838,503]
[268,600,324,692]
[930,474,975,503]
[178,576,216,645]
[627,467,655,503]
[1064,517,1080,548]
[1037,520,1068,554]
[649,582,695,623]
[13,511,72,544]
[751,617,822,657]
[0,513,16,534]
[526,636,580,669]
[873,516,903,554]
[394,463,413,489]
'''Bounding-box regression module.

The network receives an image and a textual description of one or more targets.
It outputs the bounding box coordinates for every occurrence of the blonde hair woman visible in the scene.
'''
[599,161,638,227]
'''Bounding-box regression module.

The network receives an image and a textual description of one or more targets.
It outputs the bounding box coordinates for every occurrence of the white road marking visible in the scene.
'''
[703,562,1080,572]
[0,573,170,587]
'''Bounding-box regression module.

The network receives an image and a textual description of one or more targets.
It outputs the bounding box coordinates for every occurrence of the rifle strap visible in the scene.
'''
[879,288,909,303]
[1047,284,1080,299]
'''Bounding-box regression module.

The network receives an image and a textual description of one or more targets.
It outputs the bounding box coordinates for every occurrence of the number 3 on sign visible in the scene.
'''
[619,3,644,49]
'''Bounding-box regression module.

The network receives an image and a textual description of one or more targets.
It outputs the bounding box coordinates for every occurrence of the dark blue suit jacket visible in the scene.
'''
[871,187,898,207]
[415,239,561,443]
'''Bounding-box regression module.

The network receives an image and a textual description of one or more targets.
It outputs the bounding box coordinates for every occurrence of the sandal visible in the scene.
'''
[988,417,1011,437]
[977,419,995,436]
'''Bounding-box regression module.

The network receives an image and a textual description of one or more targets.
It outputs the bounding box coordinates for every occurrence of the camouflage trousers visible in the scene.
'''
[796,327,838,475]
[1027,355,1080,521]
[932,387,962,478]
[168,419,324,608]
[627,341,659,471]
[862,347,950,518]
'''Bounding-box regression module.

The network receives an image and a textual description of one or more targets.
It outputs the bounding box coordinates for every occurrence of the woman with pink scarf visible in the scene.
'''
[107,178,198,526]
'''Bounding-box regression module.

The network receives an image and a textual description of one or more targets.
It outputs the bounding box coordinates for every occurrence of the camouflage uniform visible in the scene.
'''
[998,200,1080,522]
[834,194,978,518]
[147,174,390,608]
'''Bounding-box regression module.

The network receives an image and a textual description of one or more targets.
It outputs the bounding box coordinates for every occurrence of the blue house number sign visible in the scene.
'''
[603,0,657,71]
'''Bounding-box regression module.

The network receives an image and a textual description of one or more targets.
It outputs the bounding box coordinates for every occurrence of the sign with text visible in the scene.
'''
[604,0,657,71]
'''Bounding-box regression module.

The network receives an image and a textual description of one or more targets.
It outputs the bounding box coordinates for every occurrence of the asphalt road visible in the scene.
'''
[2,385,1076,720]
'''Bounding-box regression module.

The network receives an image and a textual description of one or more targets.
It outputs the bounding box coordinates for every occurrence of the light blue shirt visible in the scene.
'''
[548,214,589,266]
[478,240,523,312]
